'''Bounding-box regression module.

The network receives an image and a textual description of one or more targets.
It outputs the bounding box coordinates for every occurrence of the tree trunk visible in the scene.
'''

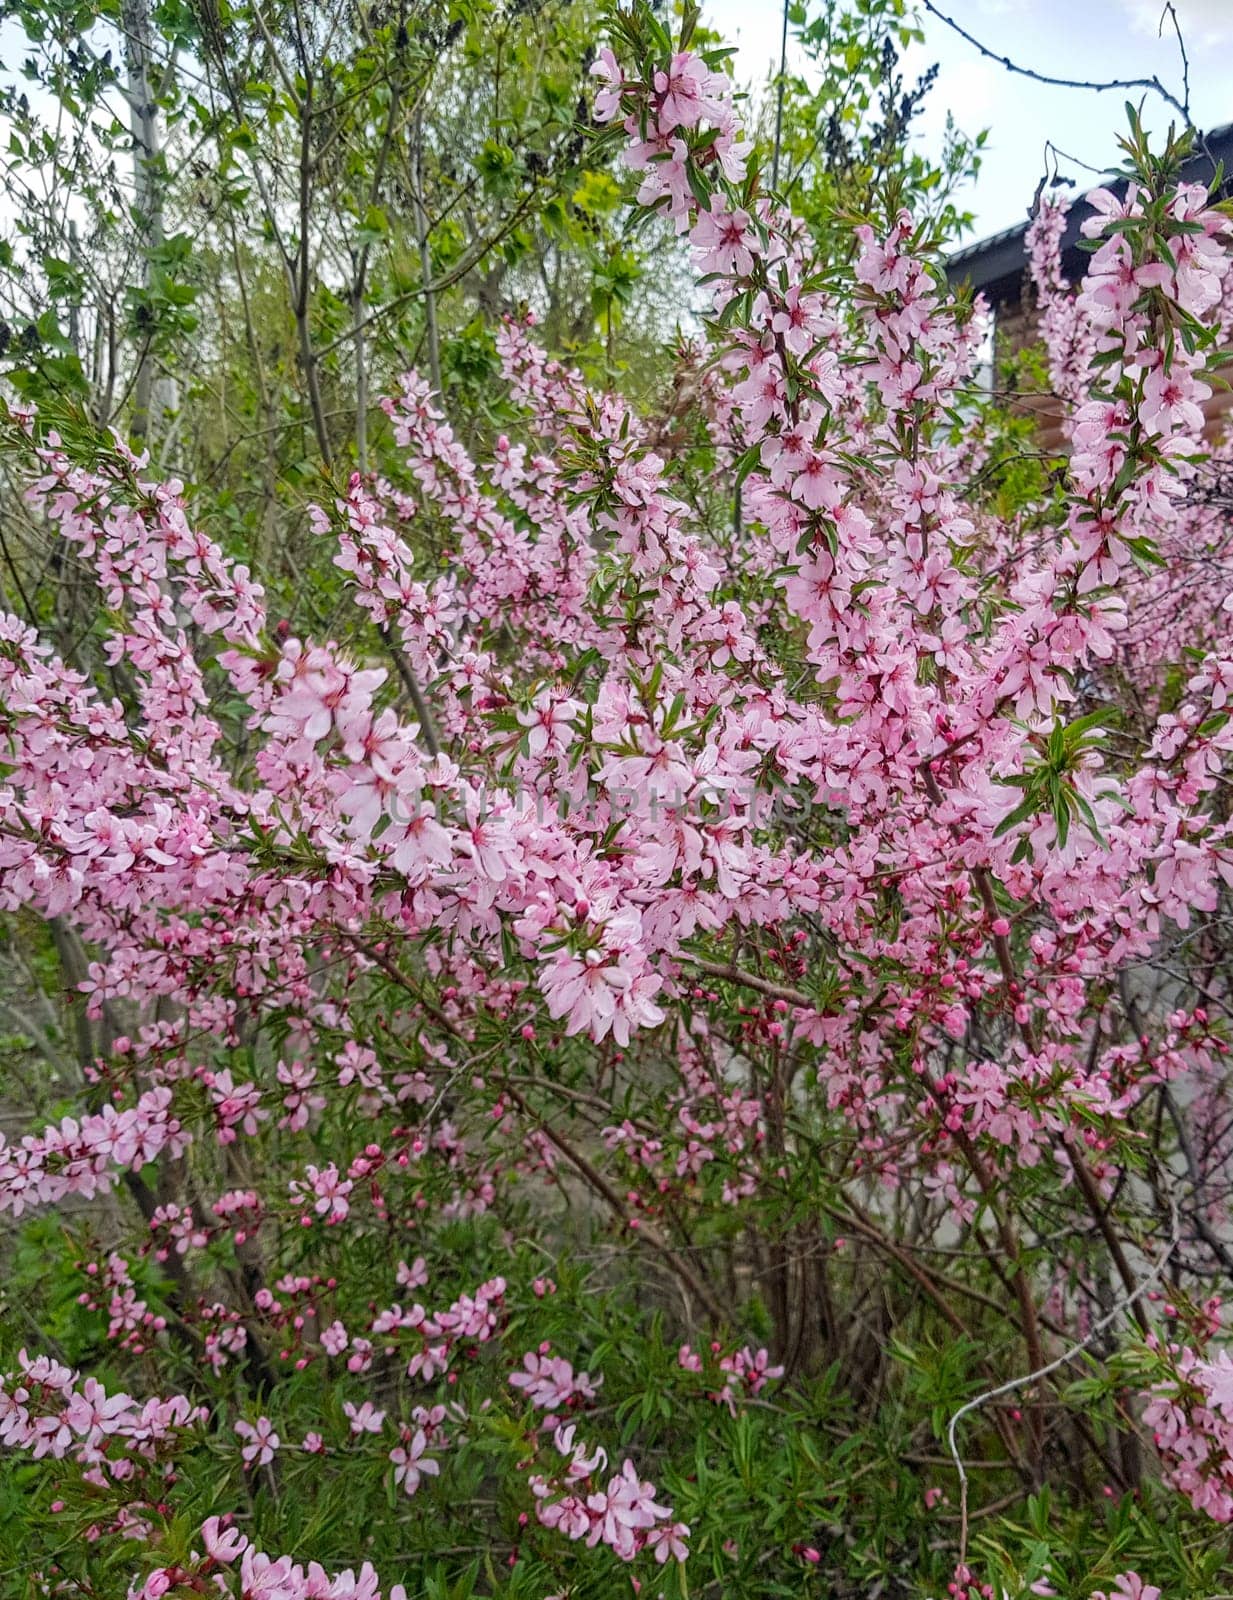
[121,0,177,442]
[413,110,442,395]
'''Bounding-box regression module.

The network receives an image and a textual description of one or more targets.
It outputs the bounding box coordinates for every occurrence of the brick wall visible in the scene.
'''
[993,298,1233,450]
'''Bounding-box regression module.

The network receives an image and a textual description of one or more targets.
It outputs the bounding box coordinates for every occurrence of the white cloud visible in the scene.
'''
[913,57,1002,144]
[1121,0,1233,49]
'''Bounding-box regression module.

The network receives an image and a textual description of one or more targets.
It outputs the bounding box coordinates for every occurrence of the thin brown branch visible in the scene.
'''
[920,0,1192,127]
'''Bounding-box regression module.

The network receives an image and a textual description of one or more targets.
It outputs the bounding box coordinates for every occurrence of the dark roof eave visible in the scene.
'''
[944,120,1233,308]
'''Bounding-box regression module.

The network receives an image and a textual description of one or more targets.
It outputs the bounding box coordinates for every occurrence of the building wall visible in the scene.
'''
[993,298,1233,451]
[993,300,1066,454]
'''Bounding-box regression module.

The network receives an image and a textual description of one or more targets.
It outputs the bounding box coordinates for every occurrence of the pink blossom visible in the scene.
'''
[235,1415,280,1468]
[343,1400,386,1436]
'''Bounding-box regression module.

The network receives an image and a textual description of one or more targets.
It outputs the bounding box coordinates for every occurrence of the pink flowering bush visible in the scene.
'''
[3,4,1233,1596]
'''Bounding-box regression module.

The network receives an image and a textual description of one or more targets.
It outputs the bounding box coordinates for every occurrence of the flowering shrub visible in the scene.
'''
[3,4,1233,1596]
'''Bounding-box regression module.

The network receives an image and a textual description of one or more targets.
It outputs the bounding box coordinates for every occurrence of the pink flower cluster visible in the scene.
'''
[678,1340,784,1413]
[1144,1341,1233,1520]
[389,1404,447,1496]
[510,1344,600,1419]
[127,1516,412,1600]
[0,1350,202,1482]
[528,1422,688,1564]
[76,1252,167,1352]
[1091,1576,1161,1600]
[0,1089,189,1218]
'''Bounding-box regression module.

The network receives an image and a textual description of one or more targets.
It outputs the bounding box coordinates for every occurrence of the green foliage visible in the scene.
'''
[769,0,985,253]
[995,709,1121,857]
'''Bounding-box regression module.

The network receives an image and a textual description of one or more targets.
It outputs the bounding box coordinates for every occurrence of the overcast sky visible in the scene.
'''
[707,0,1233,242]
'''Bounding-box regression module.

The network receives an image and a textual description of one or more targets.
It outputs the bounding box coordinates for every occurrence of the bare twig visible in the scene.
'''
[771,0,790,192]
[692,957,813,1009]
[1159,1,1190,122]
[387,641,441,758]
[920,0,1193,128]
[946,1197,1179,1563]
[499,1076,728,1325]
